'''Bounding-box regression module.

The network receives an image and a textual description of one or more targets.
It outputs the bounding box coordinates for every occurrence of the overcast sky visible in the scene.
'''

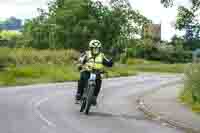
[0,0,190,40]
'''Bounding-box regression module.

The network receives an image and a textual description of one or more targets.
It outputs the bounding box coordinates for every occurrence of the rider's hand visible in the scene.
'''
[78,66,82,71]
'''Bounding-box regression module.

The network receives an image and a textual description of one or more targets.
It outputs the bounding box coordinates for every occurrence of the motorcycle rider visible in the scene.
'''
[75,39,113,105]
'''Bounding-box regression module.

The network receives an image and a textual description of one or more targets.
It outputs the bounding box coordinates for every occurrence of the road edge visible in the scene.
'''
[136,79,200,133]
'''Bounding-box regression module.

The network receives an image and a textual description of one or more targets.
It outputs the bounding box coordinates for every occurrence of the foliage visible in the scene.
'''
[161,0,200,44]
[0,47,187,86]
[0,30,23,47]
[124,38,192,63]
[22,0,151,52]
[180,63,200,112]
[160,0,174,7]
[0,30,22,40]
[177,5,200,41]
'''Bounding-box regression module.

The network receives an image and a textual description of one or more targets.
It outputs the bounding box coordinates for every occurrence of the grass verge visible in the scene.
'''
[179,63,200,113]
[179,89,200,113]
[0,63,137,86]
[134,63,185,73]
[0,48,186,87]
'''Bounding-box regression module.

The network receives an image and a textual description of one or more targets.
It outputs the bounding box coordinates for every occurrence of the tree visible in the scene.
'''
[22,0,151,51]
[160,0,174,7]
[161,0,200,49]
[109,0,152,54]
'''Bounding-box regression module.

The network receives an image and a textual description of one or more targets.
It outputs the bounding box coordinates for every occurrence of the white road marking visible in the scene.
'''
[29,75,181,129]
[32,90,74,128]
[34,97,56,127]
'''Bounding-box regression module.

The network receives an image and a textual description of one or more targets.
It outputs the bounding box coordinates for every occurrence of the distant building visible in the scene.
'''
[142,24,161,41]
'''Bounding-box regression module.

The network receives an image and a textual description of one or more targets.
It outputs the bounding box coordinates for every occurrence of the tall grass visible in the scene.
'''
[9,48,79,64]
[0,47,79,65]
[0,48,13,68]
[180,63,200,112]
[0,48,186,86]
[0,48,80,86]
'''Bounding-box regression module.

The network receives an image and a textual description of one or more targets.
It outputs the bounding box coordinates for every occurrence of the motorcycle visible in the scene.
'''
[80,69,105,115]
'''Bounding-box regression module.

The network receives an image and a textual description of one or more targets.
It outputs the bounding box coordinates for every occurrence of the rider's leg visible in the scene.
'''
[93,79,102,105]
[94,79,102,97]
[76,71,90,100]
[75,80,82,100]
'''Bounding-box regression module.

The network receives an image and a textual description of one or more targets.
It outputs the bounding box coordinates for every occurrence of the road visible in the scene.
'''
[0,73,184,133]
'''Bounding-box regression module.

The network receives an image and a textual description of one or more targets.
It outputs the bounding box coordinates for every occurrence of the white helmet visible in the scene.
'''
[89,40,102,48]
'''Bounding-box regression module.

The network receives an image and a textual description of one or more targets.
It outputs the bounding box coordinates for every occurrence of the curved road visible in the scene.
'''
[0,73,184,133]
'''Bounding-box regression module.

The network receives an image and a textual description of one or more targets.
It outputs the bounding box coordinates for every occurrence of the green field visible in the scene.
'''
[0,48,186,86]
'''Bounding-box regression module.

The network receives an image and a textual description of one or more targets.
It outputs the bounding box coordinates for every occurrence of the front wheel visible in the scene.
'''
[80,98,86,112]
[85,85,95,115]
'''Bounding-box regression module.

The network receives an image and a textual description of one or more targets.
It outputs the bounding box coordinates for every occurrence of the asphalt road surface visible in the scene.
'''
[0,73,184,133]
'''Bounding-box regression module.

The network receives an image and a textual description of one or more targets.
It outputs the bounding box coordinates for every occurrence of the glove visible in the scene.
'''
[108,58,114,67]
[78,66,82,71]
[77,64,82,71]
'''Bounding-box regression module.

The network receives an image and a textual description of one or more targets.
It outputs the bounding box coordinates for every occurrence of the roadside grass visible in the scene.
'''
[126,58,186,73]
[107,64,137,77]
[0,63,137,86]
[0,61,185,86]
[134,63,185,73]
[0,64,80,86]
[179,63,200,113]
[179,89,200,113]
[0,48,187,86]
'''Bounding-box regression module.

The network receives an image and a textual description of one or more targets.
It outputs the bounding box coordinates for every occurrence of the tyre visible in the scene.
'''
[80,98,86,112]
[85,84,95,115]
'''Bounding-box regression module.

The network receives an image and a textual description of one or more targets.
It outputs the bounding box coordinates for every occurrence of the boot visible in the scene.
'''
[75,93,81,104]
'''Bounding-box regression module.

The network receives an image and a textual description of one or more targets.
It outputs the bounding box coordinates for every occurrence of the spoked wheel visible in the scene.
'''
[85,100,91,115]
[80,98,86,112]
[85,86,95,115]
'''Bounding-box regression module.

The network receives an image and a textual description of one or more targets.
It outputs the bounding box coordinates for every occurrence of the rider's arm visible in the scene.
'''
[79,53,87,64]
[102,54,113,67]
[77,52,87,70]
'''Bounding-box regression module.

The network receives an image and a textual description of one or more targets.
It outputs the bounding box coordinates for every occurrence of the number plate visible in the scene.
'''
[89,73,96,80]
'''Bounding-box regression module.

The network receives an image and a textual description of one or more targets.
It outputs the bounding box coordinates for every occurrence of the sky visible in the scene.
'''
[0,0,190,40]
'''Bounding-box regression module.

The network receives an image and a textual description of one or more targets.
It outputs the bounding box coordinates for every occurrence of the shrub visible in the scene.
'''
[127,39,192,63]
[184,63,200,103]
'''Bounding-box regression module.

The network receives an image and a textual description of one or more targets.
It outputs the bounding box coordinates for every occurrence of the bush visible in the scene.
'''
[184,64,200,103]
[0,31,23,48]
[126,39,192,63]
